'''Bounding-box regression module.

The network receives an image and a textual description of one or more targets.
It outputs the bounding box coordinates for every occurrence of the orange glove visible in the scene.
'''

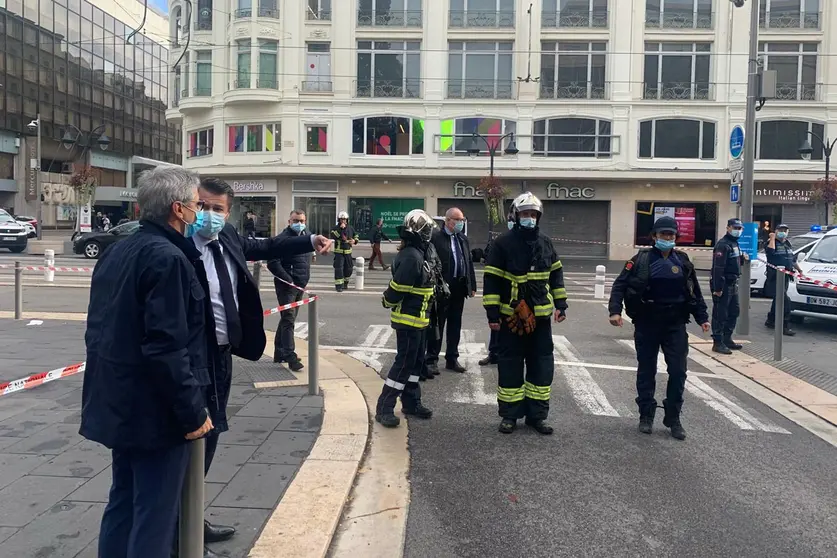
[506,300,536,336]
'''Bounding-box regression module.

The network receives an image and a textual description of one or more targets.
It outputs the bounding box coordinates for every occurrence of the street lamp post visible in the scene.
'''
[466,132,519,239]
[799,133,837,225]
[61,125,110,234]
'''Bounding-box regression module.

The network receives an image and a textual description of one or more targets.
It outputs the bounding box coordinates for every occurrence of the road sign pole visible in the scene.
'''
[738,0,760,336]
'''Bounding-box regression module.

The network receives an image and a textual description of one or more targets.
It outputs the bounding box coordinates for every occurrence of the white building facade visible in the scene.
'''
[167,0,837,261]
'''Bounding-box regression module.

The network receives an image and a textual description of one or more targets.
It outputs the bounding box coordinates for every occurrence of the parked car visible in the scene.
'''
[16,220,36,238]
[14,215,38,236]
[750,230,823,295]
[73,220,140,259]
[0,210,29,253]
[787,226,837,323]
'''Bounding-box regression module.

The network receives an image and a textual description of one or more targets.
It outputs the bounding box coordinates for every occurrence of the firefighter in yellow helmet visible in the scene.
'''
[330,211,359,292]
[483,192,568,435]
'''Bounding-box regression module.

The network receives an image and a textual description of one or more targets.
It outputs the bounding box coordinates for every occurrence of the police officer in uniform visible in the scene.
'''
[608,216,710,440]
[483,193,568,435]
[376,210,437,427]
[330,211,359,292]
[764,224,800,335]
[711,218,749,354]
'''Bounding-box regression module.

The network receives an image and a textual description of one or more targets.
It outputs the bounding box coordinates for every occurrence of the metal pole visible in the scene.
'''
[14,261,22,320]
[773,267,785,361]
[35,113,42,240]
[737,0,761,336]
[179,438,205,558]
[308,297,319,395]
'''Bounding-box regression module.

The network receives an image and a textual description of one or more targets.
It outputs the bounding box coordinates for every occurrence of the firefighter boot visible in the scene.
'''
[498,418,516,434]
[402,402,433,419]
[375,413,400,428]
[525,419,554,436]
[638,405,656,435]
[662,400,686,441]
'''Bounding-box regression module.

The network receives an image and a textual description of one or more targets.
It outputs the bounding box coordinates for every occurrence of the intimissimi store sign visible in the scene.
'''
[754,184,812,203]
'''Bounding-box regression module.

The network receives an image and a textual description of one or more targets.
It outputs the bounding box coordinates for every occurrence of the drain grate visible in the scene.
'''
[232,355,297,384]
[741,344,837,396]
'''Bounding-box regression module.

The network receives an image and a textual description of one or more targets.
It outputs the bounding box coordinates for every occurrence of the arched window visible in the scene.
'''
[352,117,424,155]
[756,119,824,160]
[438,117,516,155]
[533,117,612,158]
[639,118,716,159]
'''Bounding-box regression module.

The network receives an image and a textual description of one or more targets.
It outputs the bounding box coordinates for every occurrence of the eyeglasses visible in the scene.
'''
[182,200,205,211]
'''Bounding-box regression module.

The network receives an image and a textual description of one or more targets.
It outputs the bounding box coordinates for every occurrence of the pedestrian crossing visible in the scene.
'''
[298,322,791,436]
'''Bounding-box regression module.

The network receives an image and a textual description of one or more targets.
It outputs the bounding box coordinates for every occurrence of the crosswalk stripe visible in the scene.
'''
[294,322,308,339]
[553,335,620,417]
[448,338,495,406]
[348,325,392,373]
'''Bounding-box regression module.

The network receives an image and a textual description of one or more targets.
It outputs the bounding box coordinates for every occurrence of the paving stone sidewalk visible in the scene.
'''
[0,319,322,557]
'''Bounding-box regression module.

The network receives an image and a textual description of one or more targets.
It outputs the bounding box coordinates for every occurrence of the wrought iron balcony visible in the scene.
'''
[760,10,821,30]
[774,82,820,101]
[542,9,608,28]
[643,82,714,101]
[306,9,331,21]
[447,79,514,100]
[257,8,279,19]
[354,79,421,99]
[193,19,212,31]
[448,10,515,28]
[540,81,608,100]
[232,79,250,89]
[233,8,252,19]
[645,10,714,29]
[302,80,333,93]
[256,79,278,89]
[193,86,211,97]
[356,9,422,27]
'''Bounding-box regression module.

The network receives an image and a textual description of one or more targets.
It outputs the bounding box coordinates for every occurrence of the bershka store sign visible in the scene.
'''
[231,179,277,193]
[452,181,596,199]
[754,184,811,203]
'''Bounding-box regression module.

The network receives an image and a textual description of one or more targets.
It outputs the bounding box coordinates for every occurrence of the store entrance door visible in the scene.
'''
[233,196,276,238]
[754,204,782,249]
[294,196,336,236]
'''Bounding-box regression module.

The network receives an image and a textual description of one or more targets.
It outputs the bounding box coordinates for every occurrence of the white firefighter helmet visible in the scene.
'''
[402,209,436,242]
[337,211,349,221]
[511,191,543,218]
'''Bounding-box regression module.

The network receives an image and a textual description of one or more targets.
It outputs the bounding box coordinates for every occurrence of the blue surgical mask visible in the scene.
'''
[291,222,306,233]
[730,229,742,238]
[507,221,514,230]
[655,239,676,251]
[520,217,537,229]
[453,221,464,233]
[182,205,205,238]
[197,211,225,239]
[777,231,787,240]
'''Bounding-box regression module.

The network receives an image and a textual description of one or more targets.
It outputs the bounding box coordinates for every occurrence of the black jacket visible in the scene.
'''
[608,248,709,325]
[81,220,209,451]
[330,224,359,254]
[369,227,390,244]
[711,234,744,292]
[243,217,256,235]
[383,241,434,330]
[764,239,796,296]
[267,227,312,289]
[430,227,477,295]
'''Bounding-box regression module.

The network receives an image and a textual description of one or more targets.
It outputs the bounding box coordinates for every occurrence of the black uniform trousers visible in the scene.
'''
[333,253,353,288]
[376,328,424,415]
[487,329,499,358]
[274,281,303,362]
[497,319,554,421]
[426,277,467,364]
[711,279,740,342]
[767,281,792,325]
[98,442,190,558]
[633,320,688,414]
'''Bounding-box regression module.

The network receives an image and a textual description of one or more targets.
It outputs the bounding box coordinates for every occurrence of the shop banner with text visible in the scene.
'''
[675,207,696,244]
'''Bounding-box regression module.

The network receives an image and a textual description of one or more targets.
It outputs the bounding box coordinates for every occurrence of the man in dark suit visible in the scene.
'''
[426,207,477,374]
[191,178,331,556]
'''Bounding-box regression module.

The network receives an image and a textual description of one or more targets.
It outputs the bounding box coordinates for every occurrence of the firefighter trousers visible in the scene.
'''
[496,319,554,421]
[333,253,354,288]
[376,328,424,415]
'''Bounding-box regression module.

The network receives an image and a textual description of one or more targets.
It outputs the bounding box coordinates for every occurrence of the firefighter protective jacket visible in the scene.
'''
[382,243,434,329]
[330,224,359,254]
[483,228,568,322]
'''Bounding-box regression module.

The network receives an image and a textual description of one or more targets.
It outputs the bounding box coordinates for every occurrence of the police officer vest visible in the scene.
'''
[623,250,697,321]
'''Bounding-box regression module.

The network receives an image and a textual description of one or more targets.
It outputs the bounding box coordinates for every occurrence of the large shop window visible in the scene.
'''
[634,202,718,247]
[352,117,424,156]
[533,117,613,158]
[639,119,716,159]
[757,120,824,160]
[188,127,214,158]
[349,197,425,239]
[438,117,517,156]
[228,123,282,153]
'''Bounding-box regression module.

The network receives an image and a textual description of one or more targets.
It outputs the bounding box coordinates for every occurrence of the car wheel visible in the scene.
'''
[9,246,25,254]
[83,241,101,259]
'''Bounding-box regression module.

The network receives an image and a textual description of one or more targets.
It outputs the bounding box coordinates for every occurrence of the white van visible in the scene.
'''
[787,225,837,321]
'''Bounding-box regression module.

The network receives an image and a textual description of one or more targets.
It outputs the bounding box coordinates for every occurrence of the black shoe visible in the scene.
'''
[498,418,516,434]
[525,419,554,435]
[764,321,775,329]
[662,402,686,441]
[712,342,732,355]
[204,520,236,543]
[273,354,284,363]
[445,360,466,373]
[375,413,400,428]
[418,375,427,382]
[403,403,433,419]
[203,547,222,558]
[426,363,439,376]
[288,359,304,372]
[638,407,655,435]
[723,338,743,350]
[478,355,498,366]
[783,327,796,336]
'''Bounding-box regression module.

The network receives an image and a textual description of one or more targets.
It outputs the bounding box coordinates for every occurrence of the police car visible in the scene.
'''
[786,225,837,321]
[750,227,827,295]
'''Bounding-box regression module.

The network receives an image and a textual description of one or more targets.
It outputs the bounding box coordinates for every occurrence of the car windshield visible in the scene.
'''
[789,235,816,246]
[0,212,16,224]
[807,236,837,263]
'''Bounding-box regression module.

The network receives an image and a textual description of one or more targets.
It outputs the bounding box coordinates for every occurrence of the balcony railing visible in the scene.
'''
[540,81,608,100]
[306,9,331,21]
[302,80,333,93]
[643,82,714,101]
[188,147,213,158]
[193,86,211,97]
[193,19,212,31]
[354,79,421,99]
[257,79,278,89]
[760,10,821,30]
[542,9,608,28]
[447,79,514,100]
[448,10,515,28]
[232,79,250,89]
[774,82,820,101]
[645,10,714,29]
[233,8,252,19]
[257,7,279,19]
[356,9,422,27]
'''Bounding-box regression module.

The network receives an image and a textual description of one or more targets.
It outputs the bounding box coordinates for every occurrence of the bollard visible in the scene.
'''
[354,257,365,291]
[14,261,22,320]
[44,249,54,283]
[308,297,319,395]
[773,266,786,362]
[252,261,262,285]
[179,438,206,558]
[594,265,606,299]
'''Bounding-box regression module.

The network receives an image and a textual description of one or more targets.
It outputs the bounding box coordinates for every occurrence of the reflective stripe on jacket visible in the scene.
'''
[330,225,359,254]
[383,243,434,329]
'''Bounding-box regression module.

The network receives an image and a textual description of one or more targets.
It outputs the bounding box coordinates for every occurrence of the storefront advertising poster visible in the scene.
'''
[675,207,696,244]
[349,197,425,239]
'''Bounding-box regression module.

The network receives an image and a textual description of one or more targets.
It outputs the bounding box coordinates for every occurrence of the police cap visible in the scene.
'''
[651,216,678,234]
[776,223,789,230]
[727,218,743,227]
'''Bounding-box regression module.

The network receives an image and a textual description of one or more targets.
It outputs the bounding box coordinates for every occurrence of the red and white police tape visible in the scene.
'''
[757,257,837,292]
[0,362,86,397]
[0,264,94,272]
[250,261,319,314]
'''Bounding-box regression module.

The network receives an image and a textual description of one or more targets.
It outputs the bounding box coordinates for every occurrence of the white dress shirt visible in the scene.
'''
[194,234,239,345]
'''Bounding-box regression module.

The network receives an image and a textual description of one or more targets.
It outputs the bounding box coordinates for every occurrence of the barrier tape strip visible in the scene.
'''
[757,257,837,292]
[0,362,86,397]
[0,264,94,272]
[263,296,317,316]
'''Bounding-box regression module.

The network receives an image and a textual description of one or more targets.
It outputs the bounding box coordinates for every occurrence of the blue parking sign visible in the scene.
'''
[730,184,740,203]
